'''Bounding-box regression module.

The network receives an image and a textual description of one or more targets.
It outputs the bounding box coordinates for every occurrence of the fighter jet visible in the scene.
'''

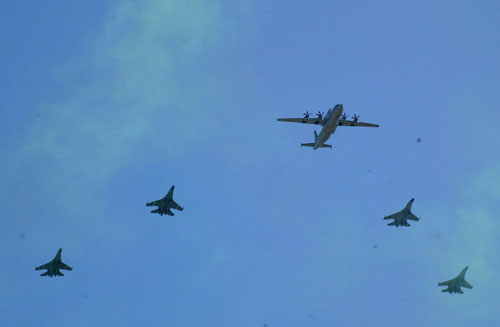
[383,198,420,227]
[277,104,379,149]
[438,266,473,294]
[35,248,72,277]
[146,185,184,216]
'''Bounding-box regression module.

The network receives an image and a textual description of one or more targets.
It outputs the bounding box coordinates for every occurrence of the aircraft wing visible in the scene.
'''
[171,201,183,211]
[438,280,452,286]
[407,213,420,221]
[277,118,325,125]
[462,280,473,289]
[35,263,50,270]
[60,262,73,271]
[165,186,175,201]
[383,213,397,220]
[146,199,162,207]
[338,120,379,127]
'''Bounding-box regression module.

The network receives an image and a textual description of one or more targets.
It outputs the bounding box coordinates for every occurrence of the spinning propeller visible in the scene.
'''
[352,114,360,123]
[303,111,311,119]
[340,113,348,121]
[316,111,324,119]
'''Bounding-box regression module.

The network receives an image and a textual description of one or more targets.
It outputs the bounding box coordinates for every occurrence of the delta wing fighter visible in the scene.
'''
[384,198,420,227]
[146,185,184,216]
[35,248,72,277]
[438,266,473,294]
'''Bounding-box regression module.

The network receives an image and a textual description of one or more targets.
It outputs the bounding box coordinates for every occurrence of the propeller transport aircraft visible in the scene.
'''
[277,104,379,149]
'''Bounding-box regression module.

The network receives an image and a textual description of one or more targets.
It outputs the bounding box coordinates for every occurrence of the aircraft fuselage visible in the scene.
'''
[314,104,343,149]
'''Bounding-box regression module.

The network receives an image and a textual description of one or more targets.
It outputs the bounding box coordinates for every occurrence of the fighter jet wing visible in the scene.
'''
[383,213,397,220]
[462,280,473,289]
[407,213,420,221]
[35,263,50,270]
[165,186,175,200]
[171,201,183,211]
[277,118,325,125]
[146,199,162,207]
[60,262,73,271]
[338,120,379,127]
[438,280,452,286]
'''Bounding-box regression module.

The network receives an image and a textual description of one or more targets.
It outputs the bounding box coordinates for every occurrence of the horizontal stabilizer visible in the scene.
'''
[40,272,49,276]
[300,143,332,149]
[387,222,396,226]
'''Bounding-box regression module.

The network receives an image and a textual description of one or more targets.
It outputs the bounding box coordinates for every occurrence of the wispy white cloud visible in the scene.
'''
[1,0,252,249]
[429,165,500,320]
[7,1,235,199]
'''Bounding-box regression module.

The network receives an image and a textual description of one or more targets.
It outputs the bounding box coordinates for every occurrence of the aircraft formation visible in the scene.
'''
[35,104,472,296]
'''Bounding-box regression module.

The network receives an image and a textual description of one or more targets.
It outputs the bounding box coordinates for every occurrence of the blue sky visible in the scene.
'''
[1,1,499,326]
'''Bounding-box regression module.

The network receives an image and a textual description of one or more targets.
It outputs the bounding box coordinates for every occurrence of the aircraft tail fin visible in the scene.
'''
[301,143,332,149]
